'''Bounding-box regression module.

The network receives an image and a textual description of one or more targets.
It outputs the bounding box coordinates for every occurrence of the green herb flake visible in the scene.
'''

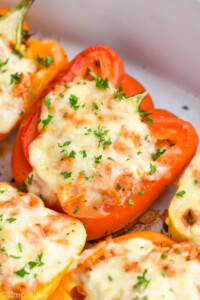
[91,206,99,210]
[18,181,26,192]
[144,135,149,141]
[92,102,99,110]
[138,191,145,196]
[107,157,115,161]
[60,149,68,156]
[58,141,71,147]
[12,49,24,58]
[6,218,17,223]
[79,150,87,158]
[149,163,157,175]
[108,275,113,281]
[10,255,21,259]
[10,72,21,85]
[42,114,53,129]
[59,93,64,98]
[18,243,23,252]
[94,155,102,164]
[27,174,33,185]
[160,253,167,259]
[89,72,109,89]
[69,94,80,110]
[18,110,24,117]
[15,267,30,278]
[0,58,9,68]
[128,199,134,206]
[28,261,37,269]
[176,190,186,197]
[114,91,125,101]
[73,206,79,214]
[64,83,71,89]
[69,150,76,159]
[146,118,153,124]
[182,105,189,110]
[44,97,52,109]
[0,190,5,194]
[37,55,54,68]
[61,172,71,179]
[134,269,150,292]
[137,151,141,155]
[152,148,166,161]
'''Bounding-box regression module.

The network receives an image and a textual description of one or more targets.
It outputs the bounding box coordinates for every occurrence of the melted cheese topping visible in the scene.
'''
[0,36,36,133]
[75,238,200,300]
[28,80,167,209]
[169,151,200,246]
[0,183,86,296]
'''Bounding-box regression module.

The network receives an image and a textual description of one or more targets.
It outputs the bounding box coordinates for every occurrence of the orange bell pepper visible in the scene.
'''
[49,231,174,300]
[12,45,198,240]
[0,0,68,141]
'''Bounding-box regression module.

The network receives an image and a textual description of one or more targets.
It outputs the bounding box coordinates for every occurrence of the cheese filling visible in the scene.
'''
[75,238,200,300]
[0,183,86,295]
[0,36,36,134]
[28,79,167,209]
[169,151,200,246]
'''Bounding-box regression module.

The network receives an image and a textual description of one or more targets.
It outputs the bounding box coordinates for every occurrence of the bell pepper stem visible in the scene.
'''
[0,0,34,47]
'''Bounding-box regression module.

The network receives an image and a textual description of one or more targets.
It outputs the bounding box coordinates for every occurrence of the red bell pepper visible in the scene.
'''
[12,45,198,240]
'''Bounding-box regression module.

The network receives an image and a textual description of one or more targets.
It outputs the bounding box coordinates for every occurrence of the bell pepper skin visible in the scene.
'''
[0,4,68,142]
[49,231,174,300]
[12,45,198,240]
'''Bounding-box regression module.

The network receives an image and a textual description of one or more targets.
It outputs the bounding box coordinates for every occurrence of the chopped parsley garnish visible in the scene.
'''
[137,151,141,155]
[18,242,23,252]
[176,190,186,197]
[58,141,71,147]
[107,157,115,161]
[149,163,157,175]
[89,72,109,89]
[144,134,149,141]
[0,190,5,194]
[69,150,76,159]
[194,179,198,184]
[128,199,134,206]
[6,218,16,223]
[37,253,45,266]
[64,83,71,89]
[12,49,24,58]
[94,125,111,149]
[79,150,87,158]
[92,102,99,110]
[93,206,100,210]
[114,91,125,101]
[15,267,30,278]
[59,93,64,98]
[84,128,92,135]
[69,94,80,110]
[61,172,71,179]
[108,275,113,281]
[146,118,153,124]
[94,155,102,164]
[42,114,53,129]
[134,269,150,292]
[160,253,167,259]
[37,55,54,68]
[28,261,37,269]
[152,148,166,161]
[73,206,79,214]
[0,58,9,68]
[138,191,145,196]
[10,255,21,259]
[182,105,189,110]
[60,149,68,156]
[18,110,24,116]
[10,72,21,85]
[28,174,33,185]
[44,97,52,109]
[18,181,26,192]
